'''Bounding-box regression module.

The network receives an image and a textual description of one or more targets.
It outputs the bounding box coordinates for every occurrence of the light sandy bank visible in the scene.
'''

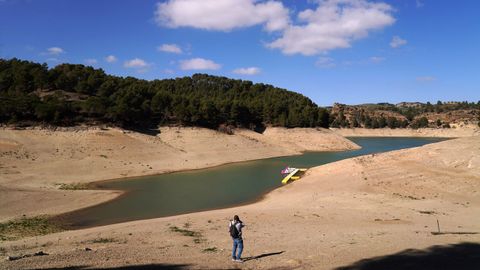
[1,136,478,269]
[331,126,480,137]
[0,126,359,221]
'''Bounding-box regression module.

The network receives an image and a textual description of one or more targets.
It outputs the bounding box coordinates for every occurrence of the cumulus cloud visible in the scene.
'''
[416,76,436,82]
[315,57,336,68]
[268,0,396,55]
[84,58,98,65]
[233,67,261,75]
[46,58,60,63]
[105,55,118,63]
[46,47,65,55]
[124,58,150,68]
[155,0,289,32]
[180,58,221,70]
[155,0,396,56]
[158,44,183,54]
[390,35,407,48]
[370,56,385,63]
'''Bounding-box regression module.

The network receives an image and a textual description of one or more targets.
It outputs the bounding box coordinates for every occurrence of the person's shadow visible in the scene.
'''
[242,251,285,262]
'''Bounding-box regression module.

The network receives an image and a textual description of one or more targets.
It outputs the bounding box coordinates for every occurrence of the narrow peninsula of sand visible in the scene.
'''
[0,126,358,222]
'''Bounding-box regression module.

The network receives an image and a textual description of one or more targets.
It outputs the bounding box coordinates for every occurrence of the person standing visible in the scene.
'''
[229,215,245,262]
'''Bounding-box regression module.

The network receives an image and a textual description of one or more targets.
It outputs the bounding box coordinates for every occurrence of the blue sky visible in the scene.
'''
[1,0,479,106]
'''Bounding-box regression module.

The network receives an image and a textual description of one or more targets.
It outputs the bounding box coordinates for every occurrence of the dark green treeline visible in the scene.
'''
[0,58,329,130]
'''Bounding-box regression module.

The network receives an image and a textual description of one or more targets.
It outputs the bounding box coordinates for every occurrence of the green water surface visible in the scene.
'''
[61,137,444,228]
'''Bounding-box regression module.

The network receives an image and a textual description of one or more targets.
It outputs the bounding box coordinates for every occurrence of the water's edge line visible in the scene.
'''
[52,137,450,230]
[52,145,363,229]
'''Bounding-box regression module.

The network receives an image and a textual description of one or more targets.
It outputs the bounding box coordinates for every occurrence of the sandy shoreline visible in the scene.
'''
[0,134,478,269]
[0,128,480,269]
[0,126,359,222]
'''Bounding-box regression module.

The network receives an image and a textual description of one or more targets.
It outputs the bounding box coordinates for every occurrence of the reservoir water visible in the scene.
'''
[60,137,444,228]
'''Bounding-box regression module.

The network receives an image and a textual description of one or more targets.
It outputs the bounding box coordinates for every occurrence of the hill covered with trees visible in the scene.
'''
[2,58,478,132]
[329,102,480,129]
[0,58,329,130]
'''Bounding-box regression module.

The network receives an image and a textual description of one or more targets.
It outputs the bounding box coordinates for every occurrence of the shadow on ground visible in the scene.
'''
[27,265,190,270]
[125,127,161,136]
[243,251,285,262]
[335,242,480,270]
[28,264,242,270]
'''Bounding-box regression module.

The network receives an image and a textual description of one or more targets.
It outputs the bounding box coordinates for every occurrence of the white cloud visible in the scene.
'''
[46,58,60,63]
[370,56,385,63]
[155,0,395,56]
[105,55,118,63]
[416,0,424,8]
[390,35,407,48]
[315,57,336,68]
[84,58,98,65]
[46,47,65,55]
[268,0,395,55]
[155,0,289,32]
[233,67,261,75]
[179,58,221,70]
[124,58,150,68]
[416,76,436,82]
[158,44,183,54]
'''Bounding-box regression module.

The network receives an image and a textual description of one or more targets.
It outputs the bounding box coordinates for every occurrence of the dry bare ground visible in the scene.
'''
[0,126,358,222]
[0,131,478,269]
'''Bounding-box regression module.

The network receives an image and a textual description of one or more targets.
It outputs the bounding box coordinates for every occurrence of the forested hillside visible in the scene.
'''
[0,58,329,130]
[2,58,478,131]
[329,102,480,129]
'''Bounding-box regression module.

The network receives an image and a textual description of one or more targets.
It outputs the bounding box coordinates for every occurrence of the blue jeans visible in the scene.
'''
[232,238,243,259]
